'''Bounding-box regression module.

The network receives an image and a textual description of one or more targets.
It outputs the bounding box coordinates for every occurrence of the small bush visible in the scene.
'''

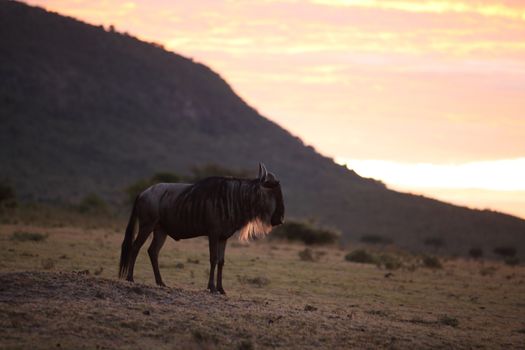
[377,253,402,270]
[192,329,218,344]
[298,248,316,262]
[237,275,270,287]
[77,193,108,213]
[360,234,392,245]
[271,221,340,245]
[189,163,251,182]
[504,257,520,266]
[439,315,459,327]
[11,231,48,242]
[468,248,483,259]
[237,340,254,350]
[41,258,55,270]
[422,255,442,269]
[345,249,377,264]
[493,246,516,258]
[0,181,16,208]
[423,237,445,248]
[125,172,183,204]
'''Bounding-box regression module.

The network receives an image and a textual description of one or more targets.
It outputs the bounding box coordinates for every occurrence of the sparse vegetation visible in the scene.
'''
[1,221,524,349]
[271,221,340,245]
[469,248,483,259]
[377,253,402,270]
[125,172,183,204]
[360,234,393,245]
[345,249,377,264]
[424,237,445,248]
[439,315,459,327]
[0,181,16,208]
[41,258,55,270]
[298,248,316,261]
[189,163,251,182]
[504,257,520,266]
[77,193,108,214]
[11,231,48,242]
[493,246,517,258]
[237,275,270,287]
[422,255,442,269]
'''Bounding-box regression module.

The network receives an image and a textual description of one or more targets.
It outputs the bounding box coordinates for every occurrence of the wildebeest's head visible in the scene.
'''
[257,163,285,226]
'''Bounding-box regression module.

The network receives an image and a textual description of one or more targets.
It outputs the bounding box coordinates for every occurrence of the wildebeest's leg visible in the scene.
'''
[207,236,219,293]
[216,239,227,295]
[126,223,153,282]
[148,228,167,287]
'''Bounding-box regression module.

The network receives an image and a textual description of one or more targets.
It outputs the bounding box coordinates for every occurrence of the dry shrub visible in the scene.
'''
[439,315,459,327]
[493,246,516,258]
[469,248,483,259]
[422,255,442,269]
[360,234,393,245]
[11,231,48,242]
[237,275,270,287]
[191,329,218,345]
[237,340,254,350]
[41,258,55,270]
[504,257,520,266]
[377,253,402,270]
[298,248,316,262]
[345,249,377,264]
[271,221,340,245]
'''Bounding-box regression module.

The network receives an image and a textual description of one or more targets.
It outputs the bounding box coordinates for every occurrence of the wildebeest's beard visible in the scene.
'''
[165,177,278,241]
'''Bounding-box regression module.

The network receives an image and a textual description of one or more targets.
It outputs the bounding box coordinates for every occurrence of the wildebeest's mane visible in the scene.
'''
[162,176,273,238]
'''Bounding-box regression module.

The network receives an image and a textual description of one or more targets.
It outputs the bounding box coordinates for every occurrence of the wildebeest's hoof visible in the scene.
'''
[218,287,226,295]
[208,286,218,294]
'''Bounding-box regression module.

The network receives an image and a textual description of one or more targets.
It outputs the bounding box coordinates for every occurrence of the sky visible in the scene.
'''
[25,0,525,218]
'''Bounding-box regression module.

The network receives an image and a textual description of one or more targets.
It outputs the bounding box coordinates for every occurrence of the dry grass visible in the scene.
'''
[1,223,525,349]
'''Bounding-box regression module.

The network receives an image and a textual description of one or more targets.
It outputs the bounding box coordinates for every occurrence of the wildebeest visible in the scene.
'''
[119,163,284,294]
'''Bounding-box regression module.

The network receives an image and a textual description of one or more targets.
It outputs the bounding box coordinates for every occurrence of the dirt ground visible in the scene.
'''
[1,223,524,349]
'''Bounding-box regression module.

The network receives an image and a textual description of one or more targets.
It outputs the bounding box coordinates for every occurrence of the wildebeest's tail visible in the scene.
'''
[119,196,139,278]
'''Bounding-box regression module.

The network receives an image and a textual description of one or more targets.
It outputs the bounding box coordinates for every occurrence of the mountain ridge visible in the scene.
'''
[1,0,524,258]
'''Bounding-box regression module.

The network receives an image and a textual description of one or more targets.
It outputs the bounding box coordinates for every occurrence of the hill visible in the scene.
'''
[1,0,525,258]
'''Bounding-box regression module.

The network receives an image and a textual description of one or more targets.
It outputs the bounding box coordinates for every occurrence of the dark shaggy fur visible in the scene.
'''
[159,177,282,240]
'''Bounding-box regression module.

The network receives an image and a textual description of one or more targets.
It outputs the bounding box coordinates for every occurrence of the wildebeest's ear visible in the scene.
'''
[258,163,268,182]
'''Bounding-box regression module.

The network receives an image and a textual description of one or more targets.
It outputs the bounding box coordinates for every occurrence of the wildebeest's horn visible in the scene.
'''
[258,162,268,182]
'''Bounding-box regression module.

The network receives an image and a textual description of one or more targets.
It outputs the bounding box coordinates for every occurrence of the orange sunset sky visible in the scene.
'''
[25,0,525,218]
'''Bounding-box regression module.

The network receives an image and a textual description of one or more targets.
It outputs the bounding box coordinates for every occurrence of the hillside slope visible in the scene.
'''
[1,0,524,257]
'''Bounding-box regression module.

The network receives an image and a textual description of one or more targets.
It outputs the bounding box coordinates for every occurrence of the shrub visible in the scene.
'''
[468,248,483,259]
[377,253,402,270]
[439,315,459,327]
[11,231,48,242]
[271,221,340,245]
[423,237,445,248]
[41,258,55,270]
[298,248,316,262]
[125,172,182,204]
[345,249,377,264]
[189,163,251,182]
[360,234,393,245]
[422,255,442,269]
[504,257,520,266]
[77,193,108,213]
[493,246,516,258]
[0,181,16,207]
[237,275,270,287]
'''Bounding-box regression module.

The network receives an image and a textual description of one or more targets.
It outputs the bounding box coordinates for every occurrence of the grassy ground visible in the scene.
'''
[1,221,525,349]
